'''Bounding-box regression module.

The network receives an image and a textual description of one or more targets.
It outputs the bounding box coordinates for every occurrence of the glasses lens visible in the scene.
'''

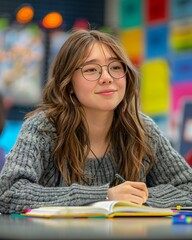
[109,61,127,79]
[81,64,101,81]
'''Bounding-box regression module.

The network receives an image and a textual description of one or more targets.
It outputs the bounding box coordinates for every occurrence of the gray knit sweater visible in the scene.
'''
[0,111,192,214]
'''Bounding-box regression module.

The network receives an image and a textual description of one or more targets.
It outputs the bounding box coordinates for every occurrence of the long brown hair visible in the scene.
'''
[27,29,154,185]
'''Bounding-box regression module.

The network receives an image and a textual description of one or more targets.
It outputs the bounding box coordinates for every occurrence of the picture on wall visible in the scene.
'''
[0,22,45,106]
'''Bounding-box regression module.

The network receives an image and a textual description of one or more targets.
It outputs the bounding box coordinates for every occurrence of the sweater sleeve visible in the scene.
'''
[0,112,108,214]
[142,114,192,208]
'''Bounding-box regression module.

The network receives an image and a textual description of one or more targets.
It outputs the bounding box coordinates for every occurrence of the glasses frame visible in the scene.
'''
[75,60,128,82]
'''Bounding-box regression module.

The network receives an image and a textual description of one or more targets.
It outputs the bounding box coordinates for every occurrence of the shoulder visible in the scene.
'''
[139,112,155,125]
[139,112,164,138]
[22,111,56,133]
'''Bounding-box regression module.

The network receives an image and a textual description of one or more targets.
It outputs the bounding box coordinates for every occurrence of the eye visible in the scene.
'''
[110,63,123,71]
[111,65,121,70]
[82,64,99,74]
[84,67,97,73]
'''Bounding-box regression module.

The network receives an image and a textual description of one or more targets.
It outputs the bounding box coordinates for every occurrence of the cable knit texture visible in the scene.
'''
[0,111,192,213]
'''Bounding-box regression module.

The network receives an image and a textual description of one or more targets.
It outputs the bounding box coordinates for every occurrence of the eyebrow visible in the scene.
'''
[83,57,120,65]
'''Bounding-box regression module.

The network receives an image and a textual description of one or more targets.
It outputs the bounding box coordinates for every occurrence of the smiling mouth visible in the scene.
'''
[96,90,117,94]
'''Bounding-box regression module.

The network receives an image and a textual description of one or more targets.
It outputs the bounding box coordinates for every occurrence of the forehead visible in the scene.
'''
[83,42,117,61]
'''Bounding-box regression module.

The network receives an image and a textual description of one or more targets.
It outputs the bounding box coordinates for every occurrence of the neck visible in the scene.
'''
[89,142,110,160]
[84,109,113,158]
[85,109,113,142]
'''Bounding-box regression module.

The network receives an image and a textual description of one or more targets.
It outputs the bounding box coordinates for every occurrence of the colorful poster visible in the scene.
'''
[170,55,192,83]
[119,0,142,29]
[140,59,170,115]
[171,0,192,19]
[145,0,169,24]
[145,24,168,59]
[119,28,143,65]
[0,24,44,106]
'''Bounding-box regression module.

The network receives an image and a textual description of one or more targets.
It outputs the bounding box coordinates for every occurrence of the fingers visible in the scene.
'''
[123,194,145,205]
[108,181,148,205]
[126,181,148,200]
[121,182,148,204]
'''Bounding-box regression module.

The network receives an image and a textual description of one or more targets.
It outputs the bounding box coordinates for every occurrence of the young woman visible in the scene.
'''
[0,29,192,214]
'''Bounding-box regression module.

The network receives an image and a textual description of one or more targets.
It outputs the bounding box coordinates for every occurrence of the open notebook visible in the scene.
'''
[22,201,174,218]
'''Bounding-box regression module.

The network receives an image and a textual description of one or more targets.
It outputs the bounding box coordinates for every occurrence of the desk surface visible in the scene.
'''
[0,214,192,239]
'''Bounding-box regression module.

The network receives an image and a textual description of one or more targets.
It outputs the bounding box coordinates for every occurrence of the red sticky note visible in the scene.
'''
[146,0,169,24]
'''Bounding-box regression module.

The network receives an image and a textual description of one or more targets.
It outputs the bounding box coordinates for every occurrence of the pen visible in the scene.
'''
[115,173,126,183]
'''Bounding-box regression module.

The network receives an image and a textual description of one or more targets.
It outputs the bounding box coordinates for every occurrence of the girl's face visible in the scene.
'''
[71,43,126,114]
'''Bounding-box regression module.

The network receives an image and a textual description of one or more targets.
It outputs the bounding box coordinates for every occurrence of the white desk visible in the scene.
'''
[0,214,192,239]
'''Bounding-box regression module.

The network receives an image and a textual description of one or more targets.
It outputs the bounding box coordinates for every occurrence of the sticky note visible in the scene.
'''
[140,59,170,115]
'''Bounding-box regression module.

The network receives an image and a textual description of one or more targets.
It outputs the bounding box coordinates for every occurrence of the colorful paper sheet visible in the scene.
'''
[145,0,168,24]
[145,24,168,59]
[119,28,143,65]
[170,20,192,52]
[171,82,192,114]
[119,0,142,29]
[170,55,192,83]
[171,0,192,19]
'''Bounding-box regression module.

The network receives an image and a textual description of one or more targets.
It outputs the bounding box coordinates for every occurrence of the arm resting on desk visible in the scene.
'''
[142,115,192,208]
[0,112,109,214]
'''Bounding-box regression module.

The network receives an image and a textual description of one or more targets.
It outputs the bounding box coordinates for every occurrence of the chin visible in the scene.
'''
[101,104,118,111]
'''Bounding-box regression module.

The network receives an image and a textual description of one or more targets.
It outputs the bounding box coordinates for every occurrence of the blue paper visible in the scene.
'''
[145,24,168,59]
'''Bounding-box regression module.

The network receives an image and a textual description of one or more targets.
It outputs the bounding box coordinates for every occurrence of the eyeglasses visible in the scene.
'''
[76,60,128,81]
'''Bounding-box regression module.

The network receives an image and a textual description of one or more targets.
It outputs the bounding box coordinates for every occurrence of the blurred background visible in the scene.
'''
[0,0,192,163]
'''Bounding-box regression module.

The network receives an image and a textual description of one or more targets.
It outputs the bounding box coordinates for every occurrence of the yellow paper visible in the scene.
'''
[140,59,170,115]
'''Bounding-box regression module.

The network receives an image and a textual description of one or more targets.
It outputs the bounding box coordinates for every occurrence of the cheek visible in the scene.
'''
[73,80,89,94]
[73,86,93,107]
[71,73,85,96]
[72,79,94,104]
[118,79,126,102]
[119,78,126,94]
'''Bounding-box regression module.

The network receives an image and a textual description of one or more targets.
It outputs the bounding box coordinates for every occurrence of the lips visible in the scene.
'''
[95,89,117,94]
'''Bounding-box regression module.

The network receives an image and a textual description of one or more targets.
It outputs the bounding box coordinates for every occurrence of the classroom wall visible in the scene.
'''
[0,0,105,153]
[0,0,192,155]
[0,0,104,30]
[105,0,192,150]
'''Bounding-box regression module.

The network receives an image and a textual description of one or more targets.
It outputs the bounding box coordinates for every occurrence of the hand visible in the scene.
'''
[108,181,148,205]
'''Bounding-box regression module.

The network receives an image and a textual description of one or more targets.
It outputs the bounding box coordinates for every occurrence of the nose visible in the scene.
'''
[98,66,113,85]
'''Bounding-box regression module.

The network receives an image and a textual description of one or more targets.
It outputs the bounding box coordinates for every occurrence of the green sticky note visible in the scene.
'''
[119,0,143,29]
